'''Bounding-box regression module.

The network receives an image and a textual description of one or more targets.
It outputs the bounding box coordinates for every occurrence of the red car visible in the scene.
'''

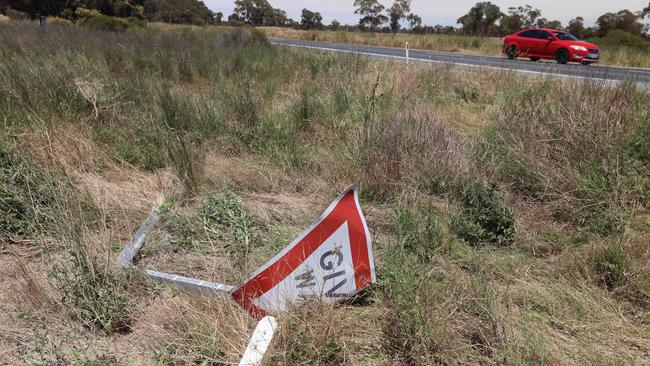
[503,28,600,65]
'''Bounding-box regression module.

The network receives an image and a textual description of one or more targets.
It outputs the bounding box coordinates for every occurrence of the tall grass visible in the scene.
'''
[260,27,502,56]
[587,30,650,68]
[482,80,649,234]
[261,27,650,68]
[0,149,57,243]
[0,20,649,364]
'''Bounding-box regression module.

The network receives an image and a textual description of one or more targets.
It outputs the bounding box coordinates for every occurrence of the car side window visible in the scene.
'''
[536,31,552,40]
[519,30,537,38]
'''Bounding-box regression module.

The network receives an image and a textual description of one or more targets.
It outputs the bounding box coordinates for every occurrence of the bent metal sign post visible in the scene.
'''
[231,185,376,319]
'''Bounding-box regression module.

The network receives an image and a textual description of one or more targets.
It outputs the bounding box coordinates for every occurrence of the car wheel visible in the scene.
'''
[506,45,518,60]
[555,49,569,64]
[581,61,590,66]
[530,57,540,62]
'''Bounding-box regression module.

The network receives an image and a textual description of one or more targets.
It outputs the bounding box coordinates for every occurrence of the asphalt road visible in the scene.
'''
[270,38,650,87]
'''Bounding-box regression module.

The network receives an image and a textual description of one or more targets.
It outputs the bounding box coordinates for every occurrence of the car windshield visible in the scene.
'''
[553,32,579,41]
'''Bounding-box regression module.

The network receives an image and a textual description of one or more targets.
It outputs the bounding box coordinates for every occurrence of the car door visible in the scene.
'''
[517,30,538,56]
[534,30,555,57]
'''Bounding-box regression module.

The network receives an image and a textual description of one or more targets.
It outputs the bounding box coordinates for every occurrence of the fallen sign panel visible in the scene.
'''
[231,185,376,319]
[116,185,376,365]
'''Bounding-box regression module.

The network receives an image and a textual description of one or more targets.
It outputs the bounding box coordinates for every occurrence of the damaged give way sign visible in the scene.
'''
[231,185,376,319]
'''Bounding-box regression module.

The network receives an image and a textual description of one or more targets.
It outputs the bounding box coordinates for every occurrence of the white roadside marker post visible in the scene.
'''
[239,316,278,366]
[406,42,409,64]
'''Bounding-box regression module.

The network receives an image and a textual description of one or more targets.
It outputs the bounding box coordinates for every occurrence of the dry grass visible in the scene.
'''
[599,47,650,69]
[269,304,386,365]
[260,27,650,68]
[260,26,501,56]
[125,292,253,364]
[0,22,648,365]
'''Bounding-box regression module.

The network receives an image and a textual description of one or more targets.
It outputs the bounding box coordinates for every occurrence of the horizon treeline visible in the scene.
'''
[227,0,650,38]
[0,0,217,25]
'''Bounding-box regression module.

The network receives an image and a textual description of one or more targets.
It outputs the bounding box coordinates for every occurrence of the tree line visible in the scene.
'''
[456,2,650,38]
[0,0,217,25]
[2,0,649,39]
[226,0,650,38]
[227,0,421,31]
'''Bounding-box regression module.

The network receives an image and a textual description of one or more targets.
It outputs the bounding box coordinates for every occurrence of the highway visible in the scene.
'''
[270,38,650,87]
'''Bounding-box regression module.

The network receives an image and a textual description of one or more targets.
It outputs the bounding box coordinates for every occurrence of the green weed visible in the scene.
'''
[292,88,320,131]
[391,203,445,263]
[196,189,261,269]
[160,89,204,194]
[483,81,649,236]
[592,246,630,290]
[452,182,516,247]
[162,211,200,250]
[0,151,56,242]
[51,239,134,334]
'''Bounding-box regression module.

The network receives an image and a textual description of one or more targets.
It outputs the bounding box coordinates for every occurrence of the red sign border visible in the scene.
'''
[231,185,375,319]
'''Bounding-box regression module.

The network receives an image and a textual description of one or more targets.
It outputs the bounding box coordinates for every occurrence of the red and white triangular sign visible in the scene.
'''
[231,185,375,319]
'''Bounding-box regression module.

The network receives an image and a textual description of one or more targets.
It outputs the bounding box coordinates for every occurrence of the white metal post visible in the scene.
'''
[405,42,409,64]
[239,316,278,366]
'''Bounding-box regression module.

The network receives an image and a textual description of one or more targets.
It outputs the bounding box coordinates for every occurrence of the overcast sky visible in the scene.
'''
[208,1,649,27]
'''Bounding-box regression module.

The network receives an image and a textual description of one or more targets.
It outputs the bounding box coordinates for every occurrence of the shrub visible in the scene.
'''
[592,247,630,290]
[46,16,73,26]
[125,17,147,29]
[84,15,130,32]
[215,27,269,49]
[391,203,445,263]
[452,182,516,247]
[6,8,29,20]
[588,30,650,52]
[75,7,102,19]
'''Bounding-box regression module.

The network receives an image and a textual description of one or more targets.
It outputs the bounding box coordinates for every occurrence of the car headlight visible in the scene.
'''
[570,45,588,51]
